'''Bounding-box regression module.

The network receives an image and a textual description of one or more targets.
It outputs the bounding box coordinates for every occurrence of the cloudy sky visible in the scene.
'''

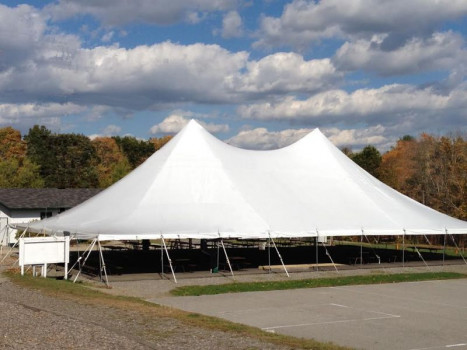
[1,1,466,150]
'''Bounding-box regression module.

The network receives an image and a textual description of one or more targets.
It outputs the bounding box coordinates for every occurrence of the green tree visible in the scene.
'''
[0,158,44,188]
[25,126,99,188]
[113,136,155,168]
[351,145,382,178]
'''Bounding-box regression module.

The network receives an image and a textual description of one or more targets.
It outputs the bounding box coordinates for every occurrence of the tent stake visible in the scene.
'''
[97,240,110,287]
[449,232,467,265]
[269,233,289,277]
[73,238,97,283]
[219,239,235,279]
[161,236,177,283]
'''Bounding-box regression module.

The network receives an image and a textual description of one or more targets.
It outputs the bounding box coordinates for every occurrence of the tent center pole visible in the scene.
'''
[219,239,235,279]
[269,233,289,277]
[161,236,177,283]
[73,238,97,283]
[97,240,110,287]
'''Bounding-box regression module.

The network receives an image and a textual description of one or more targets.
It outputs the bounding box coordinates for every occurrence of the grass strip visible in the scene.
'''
[171,271,466,296]
[3,269,351,350]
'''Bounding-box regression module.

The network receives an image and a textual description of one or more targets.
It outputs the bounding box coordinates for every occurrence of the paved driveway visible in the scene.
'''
[150,279,467,350]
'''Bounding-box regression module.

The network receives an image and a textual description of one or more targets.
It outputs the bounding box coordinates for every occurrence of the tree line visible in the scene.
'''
[0,125,465,220]
[0,125,171,189]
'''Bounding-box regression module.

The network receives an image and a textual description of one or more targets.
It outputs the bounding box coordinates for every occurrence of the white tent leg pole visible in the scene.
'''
[321,242,338,272]
[267,237,271,273]
[73,238,97,283]
[161,236,177,283]
[160,238,164,277]
[449,232,467,265]
[220,239,235,279]
[402,230,405,268]
[315,229,319,271]
[269,233,289,277]
[0,225,7,256]
[1,227,28,264]
[442,229,447,266]
[97,240,110,287]
[360,232,363,267]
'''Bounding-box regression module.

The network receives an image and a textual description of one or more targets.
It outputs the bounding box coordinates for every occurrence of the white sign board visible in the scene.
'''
[19,236,70,279]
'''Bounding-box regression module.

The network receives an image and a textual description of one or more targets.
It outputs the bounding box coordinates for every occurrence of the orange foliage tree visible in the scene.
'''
[91,137,132,188]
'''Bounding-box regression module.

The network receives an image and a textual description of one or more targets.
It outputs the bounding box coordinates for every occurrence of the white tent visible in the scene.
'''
[23,119,467,240]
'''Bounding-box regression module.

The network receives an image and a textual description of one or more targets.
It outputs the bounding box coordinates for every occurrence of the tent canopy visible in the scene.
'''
[23,120,467,240]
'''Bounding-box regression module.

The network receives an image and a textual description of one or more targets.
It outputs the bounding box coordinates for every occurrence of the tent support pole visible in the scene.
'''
[449,232,467,265]
[97,240,110,287]
[442,229,447,266]
[161,236,177,283]
[321,242,338,272]
[360,232,363,267]
[315,229,319,271]
[267,237,271,273]
[402,230,405,268]
[216,239,220,271]
[160,238,164,278]
[73,238,97,283]
[1,226,28,265]
[219,239,234,279]
[269,233,289,277]
[0,225,8,256]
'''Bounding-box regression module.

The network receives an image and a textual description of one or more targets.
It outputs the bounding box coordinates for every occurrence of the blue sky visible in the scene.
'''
[1,0,466,150]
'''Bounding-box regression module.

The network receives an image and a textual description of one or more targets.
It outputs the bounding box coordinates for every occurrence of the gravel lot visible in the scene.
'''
[1,248,466,350]
[0,260,289,350]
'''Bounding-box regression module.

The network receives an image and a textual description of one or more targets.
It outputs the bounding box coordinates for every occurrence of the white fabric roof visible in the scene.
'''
[25,120,467,240]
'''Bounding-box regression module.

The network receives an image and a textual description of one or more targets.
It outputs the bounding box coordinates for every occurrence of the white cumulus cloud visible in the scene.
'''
[150,115,229,134]
[221,10,243,38]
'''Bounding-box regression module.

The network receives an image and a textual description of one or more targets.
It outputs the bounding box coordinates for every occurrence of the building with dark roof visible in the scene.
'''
[0,188,101,245]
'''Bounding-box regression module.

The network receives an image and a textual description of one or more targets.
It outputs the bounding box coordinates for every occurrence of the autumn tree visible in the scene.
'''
[0,127,44,188]
[379,137,418,191]
[149,135,173,152]
[92,137,132,188]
